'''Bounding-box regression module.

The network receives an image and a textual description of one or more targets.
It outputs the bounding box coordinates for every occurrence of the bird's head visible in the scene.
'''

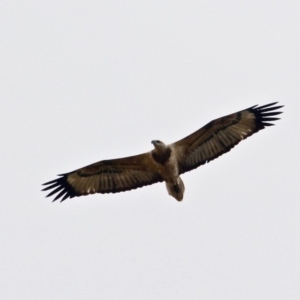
[151,140,166,150]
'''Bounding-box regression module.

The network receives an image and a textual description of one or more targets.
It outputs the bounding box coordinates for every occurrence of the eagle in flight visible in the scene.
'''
[42,102,283,202]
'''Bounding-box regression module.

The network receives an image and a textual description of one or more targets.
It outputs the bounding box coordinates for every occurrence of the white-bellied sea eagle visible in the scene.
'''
[42,102,283,202]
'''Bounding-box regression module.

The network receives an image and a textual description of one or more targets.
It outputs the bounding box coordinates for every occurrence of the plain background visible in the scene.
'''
[1,1,300,299]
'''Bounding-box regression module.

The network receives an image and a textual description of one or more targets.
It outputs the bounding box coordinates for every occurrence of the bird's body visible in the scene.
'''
[42,102,283,202]
[151,142,184,201]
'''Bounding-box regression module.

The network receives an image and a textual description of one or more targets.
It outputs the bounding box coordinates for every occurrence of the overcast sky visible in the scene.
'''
[1,1,300,299]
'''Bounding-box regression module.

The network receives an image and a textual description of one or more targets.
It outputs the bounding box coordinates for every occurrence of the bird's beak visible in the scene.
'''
[151,140,155,145]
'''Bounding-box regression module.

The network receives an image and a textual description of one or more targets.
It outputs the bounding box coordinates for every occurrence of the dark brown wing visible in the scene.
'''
[172,102,283,174]
[42,152,163,202]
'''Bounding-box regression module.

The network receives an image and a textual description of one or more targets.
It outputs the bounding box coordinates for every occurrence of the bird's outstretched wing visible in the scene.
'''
[172,102,283,174]
[42,152,163,202]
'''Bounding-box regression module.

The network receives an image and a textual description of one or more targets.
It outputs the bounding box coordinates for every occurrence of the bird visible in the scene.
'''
[42,102,283,202]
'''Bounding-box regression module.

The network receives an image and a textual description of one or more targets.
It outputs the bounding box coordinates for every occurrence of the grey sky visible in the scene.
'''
[1,1,300,299]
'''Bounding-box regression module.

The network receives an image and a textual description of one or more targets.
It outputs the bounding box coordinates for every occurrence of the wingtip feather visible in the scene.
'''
[42,173,77,202]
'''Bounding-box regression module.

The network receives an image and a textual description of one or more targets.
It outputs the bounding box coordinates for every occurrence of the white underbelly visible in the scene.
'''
[160,157,179,183]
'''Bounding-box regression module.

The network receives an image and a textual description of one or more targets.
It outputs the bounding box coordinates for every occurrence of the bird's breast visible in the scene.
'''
[151,147,172,165]
[158,153,179,183]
